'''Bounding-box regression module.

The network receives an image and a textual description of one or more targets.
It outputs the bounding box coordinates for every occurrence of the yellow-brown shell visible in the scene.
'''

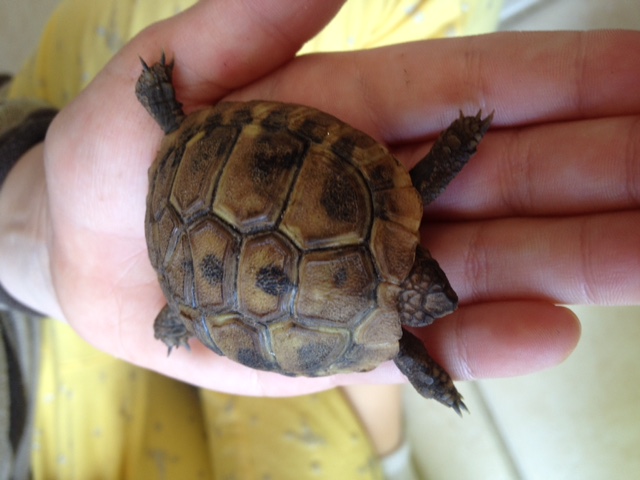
[146,101,423,375]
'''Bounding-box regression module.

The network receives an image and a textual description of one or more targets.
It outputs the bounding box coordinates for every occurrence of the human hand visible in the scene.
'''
[237,29,639,383]
[2,0,638,395]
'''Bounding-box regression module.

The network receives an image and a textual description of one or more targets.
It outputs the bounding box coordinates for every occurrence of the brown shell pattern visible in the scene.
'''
[146,101,423,375]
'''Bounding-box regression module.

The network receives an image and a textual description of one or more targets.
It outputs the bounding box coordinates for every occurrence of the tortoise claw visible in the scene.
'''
[154,305,192,356]
[394,328,466,415]
[139,56,150,71]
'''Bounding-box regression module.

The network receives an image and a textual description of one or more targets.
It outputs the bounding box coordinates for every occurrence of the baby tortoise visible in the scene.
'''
[136,54,492,414]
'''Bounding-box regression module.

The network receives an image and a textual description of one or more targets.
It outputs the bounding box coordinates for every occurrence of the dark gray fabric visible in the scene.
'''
[0,82,55,317]
[0,78,54,480]
[0,311,40,480]
[0,284,43,319]
[0,107,57,198]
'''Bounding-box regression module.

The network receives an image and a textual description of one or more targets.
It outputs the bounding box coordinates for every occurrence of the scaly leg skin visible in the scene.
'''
[410,110,493,206]
[153,305,192,355]
[135,53,185,134]
[396,245,466,414]
[394,329,467,415]
[397,246,458,327]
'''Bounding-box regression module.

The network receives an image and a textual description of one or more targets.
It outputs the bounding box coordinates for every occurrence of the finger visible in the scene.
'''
[127,0,347,105]
[425,115,640,218]
[119,300,580,395]
[47,0,345,234]
[44,0,345,331]
[424,211,640,306]
[414,301,582,381]
[232,30,640,141]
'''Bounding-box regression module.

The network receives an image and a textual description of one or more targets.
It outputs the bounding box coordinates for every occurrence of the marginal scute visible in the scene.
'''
[148,148,177,222]
[377,282,402,310]
[254,102,297,129]
[353,306,402,345]
[201,315,277,371]
[162,233,194,307]
[146,208,178,269]
[287,105,340,143]
[357,145,413,191]
[269,321,350,375]
[329,127,377,160]
[372,186,423,232]
[329,343,399,374]
[370,219,418,283]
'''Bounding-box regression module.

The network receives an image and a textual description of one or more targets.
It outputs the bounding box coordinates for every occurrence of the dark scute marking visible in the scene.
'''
[374,209,389,221]
[370,164,395,191]
[203,112,224,132]
[237,348,274,371]
[261,109,289,128]
[229,106,254,125]
[320,173,359,223]
[330,134,357,159]
[256,265,291,297]
[197,126,240,165]
[297,116,332,143]
[331,344,370,372]
[374,191,401,221]
[297,343,333,375]
[333,267,348,288]
[169,124,202,168]
[250,134,301,185]
[200,254,224,285]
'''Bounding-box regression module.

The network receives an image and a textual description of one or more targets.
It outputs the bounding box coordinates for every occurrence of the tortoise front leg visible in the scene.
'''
[154,304,192,355]
[410,111,492,206]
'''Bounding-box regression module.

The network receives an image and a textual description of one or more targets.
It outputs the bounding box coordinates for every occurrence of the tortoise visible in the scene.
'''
[136,54,491,414]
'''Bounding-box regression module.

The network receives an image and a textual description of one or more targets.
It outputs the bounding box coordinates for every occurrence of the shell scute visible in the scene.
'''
[369,219,419,283]
[237,232,298,321]
[212,124,307,232]
[170,126,238,219]
[187,217,240,311]
[269,321,350,375]
[295,248,376,327]
[279,147,372,250]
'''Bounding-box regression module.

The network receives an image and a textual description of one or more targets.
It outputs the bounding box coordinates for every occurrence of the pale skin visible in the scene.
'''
[1,1,639,454]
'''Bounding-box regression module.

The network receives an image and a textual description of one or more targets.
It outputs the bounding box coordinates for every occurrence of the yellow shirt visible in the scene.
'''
[10,1,502,478]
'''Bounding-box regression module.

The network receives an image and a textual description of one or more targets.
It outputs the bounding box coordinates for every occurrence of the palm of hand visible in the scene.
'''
[37,6,640,395]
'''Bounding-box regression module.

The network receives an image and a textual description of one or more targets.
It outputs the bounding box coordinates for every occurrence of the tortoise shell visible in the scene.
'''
[145,101,423,376]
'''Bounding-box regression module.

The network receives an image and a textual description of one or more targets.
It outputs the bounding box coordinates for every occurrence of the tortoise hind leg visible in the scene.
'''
[394,245,466,414]
[398,246,458,327]
[154,305,192,355]
[394,329,467,415]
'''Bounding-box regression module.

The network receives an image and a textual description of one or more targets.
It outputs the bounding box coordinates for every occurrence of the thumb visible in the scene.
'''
[117,0,347,107]
[46,0,345,235]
